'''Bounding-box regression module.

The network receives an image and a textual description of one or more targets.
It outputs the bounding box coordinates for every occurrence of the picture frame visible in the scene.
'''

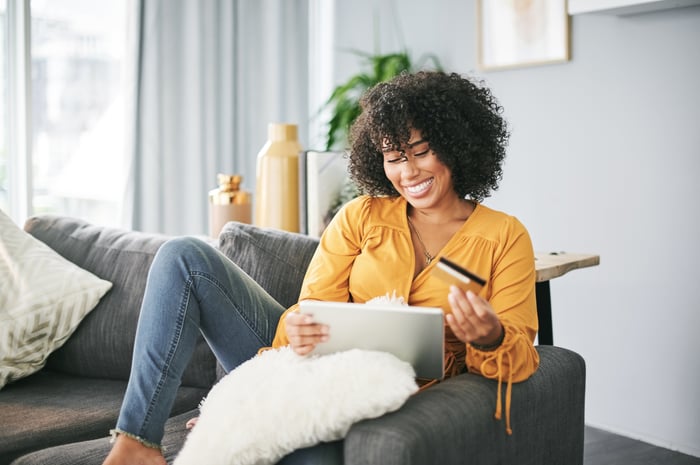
[477,0,570,71]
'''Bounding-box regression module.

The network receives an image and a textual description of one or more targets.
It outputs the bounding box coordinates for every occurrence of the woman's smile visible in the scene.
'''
[404,177,434,195]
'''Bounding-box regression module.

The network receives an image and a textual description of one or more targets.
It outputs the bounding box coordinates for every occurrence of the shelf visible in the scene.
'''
[568,0,700,15]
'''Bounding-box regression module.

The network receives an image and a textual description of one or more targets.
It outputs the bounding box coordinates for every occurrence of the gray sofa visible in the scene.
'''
[0,215,586,465]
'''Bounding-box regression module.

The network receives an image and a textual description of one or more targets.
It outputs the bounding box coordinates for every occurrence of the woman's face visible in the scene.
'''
[381,128,457,210]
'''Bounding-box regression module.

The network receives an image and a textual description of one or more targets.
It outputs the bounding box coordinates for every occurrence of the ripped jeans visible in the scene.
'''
[114,237,285,447]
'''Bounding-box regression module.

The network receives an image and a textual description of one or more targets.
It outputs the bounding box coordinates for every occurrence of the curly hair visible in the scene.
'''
[347,71,509,201]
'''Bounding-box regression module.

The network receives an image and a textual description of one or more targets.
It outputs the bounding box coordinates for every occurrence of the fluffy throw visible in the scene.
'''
[174,347,418,465]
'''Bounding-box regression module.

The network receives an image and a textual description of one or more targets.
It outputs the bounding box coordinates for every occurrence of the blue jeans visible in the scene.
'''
[115,237,284,446]
[114,237,343,464]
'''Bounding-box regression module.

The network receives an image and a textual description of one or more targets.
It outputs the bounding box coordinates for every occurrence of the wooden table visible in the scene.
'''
[534,252,600,345]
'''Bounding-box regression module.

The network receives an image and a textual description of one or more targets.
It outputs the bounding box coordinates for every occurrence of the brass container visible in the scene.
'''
[208,174,252,238]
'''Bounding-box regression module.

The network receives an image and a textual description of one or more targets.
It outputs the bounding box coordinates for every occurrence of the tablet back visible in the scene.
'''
[298,300,445,380]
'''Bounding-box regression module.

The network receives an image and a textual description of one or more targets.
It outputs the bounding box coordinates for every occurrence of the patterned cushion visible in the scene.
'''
[0,210,112,388]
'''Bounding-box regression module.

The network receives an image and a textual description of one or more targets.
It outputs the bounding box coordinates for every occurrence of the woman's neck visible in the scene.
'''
[408,197,475,225]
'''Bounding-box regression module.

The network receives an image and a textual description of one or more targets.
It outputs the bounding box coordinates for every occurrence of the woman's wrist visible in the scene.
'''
[469,325,505,351]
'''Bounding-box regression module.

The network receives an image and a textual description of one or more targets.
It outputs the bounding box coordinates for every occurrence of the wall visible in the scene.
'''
[327,0,700,456]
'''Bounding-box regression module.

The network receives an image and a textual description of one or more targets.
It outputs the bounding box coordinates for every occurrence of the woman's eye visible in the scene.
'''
[414,149,430,157]
[383,152,406,164]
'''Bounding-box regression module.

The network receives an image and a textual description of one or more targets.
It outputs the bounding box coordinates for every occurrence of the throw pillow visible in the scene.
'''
[0,210,112,388]
[174,347,418,465]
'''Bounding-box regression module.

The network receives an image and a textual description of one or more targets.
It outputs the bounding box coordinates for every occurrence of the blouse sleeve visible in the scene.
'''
[465,216,540,383]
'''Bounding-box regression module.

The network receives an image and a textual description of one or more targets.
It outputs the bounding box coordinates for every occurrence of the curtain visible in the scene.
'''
[126,0,309,235]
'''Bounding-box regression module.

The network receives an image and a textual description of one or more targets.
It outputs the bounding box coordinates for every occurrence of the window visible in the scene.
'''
[30,0,128,225]
[0,0,7,212]
[2,0,129,226]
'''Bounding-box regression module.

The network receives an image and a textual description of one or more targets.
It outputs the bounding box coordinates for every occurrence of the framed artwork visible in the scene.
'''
[477,0,570,71]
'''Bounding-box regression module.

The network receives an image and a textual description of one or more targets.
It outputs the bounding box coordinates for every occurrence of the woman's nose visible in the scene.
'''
[400,156,420,177]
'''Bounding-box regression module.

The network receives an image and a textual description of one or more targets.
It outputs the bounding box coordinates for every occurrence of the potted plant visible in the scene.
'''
[321,50,442,151]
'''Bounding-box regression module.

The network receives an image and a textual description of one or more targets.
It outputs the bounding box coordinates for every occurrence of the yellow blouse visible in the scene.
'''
[272,195,540,433]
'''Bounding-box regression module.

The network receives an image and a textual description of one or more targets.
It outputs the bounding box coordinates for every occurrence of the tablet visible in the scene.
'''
[298,300,445,380]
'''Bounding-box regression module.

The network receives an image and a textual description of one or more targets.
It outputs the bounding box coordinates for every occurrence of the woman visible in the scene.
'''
[103,71,539,465]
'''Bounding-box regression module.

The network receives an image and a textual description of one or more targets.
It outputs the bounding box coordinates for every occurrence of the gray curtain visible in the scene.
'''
[127,0,309,235]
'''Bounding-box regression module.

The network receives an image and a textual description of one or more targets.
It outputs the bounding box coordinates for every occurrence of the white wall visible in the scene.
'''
[327,0,700,456]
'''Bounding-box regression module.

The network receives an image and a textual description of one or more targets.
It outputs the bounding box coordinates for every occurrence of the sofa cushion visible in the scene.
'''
[22,216,217,388]
[9,411,345,465]
[0,210,112,389]
[8,409,199,465]
[0,370,207,465]
[217,222,320,309]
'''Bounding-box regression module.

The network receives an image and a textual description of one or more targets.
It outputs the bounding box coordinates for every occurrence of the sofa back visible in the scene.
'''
[217,221,320,309]
[23,216,217,388]
[23,216,321,388]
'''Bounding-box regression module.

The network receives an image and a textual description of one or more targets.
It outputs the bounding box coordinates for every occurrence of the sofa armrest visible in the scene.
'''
[344,345,585,465]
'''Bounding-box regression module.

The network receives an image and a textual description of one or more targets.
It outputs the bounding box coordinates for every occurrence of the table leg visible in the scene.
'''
[535,280,553,345]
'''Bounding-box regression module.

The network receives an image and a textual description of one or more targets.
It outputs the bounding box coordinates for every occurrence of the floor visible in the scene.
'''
[584,426,700,465]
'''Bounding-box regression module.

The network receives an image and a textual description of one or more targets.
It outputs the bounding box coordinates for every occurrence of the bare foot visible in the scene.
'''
[102,434,166,465]
[185,416,198,430]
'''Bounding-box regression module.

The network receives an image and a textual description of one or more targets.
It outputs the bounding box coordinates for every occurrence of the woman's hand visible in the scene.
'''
[445,286,503,347]
[285,312,330,356]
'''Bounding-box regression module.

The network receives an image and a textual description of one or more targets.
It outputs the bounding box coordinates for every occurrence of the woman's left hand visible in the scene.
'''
[445,286,503,346]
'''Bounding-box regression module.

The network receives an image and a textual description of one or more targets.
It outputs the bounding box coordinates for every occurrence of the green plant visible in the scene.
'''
[321,50,442,151]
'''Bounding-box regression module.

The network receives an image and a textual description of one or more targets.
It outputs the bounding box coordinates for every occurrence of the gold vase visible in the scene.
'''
[254,123,302,232]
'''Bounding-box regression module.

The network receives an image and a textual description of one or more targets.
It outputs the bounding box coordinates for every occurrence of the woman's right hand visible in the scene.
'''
[284,312,329,356]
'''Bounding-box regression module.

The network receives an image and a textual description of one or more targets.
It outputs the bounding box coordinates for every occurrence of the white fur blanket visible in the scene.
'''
[174,347,418,465]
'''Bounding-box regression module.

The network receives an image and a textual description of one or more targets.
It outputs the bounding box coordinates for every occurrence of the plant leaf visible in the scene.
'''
[321,49,442,150]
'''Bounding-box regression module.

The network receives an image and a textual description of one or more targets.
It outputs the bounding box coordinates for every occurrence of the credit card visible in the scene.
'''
[432,257,486,294]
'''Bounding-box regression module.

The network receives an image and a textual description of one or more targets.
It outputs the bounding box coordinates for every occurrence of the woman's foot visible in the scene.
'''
[102,434,166,465]
[185,416,198,429]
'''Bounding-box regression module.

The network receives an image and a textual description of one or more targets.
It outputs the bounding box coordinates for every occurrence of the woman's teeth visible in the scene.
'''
[406,178,433,194]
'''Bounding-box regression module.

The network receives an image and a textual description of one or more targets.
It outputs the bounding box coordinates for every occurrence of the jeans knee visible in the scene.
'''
[152,237,214,273]
[160,236,206,255]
